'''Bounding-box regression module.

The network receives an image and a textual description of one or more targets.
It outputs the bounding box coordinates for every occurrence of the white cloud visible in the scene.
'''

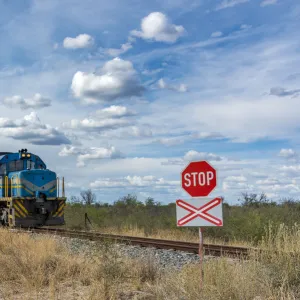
[155,136,187,146]
[63,34,94,49]
[225,175,247,182]
[256,178,280,185]
[222,175,252,191]
[155,132,224,146]
[157,78,187,92]
[260,0,277,7]
[70,57,144,104]
[100,125,153,139]
[278,149,298,160]
[2,94,51,110]
[216,0,249,10]
[130,12,185,43]
[95,105,136,118]
[107,42,133,57]
[63,117,132,131]
[161,150,225,165]
[0,112,70,145]
[222,181,252,191]
[184,150,223,162]
[280,165,300,176]
[62,105,141,133]
[211,31,223,38]
[90,175,179,189]
[58,146,83,157]
[59,145,124,167]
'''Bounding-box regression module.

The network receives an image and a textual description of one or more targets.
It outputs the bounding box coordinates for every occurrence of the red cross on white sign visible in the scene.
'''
[176,197,223,227]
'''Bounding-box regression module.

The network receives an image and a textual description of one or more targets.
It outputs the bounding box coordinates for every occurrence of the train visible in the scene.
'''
[0,149,66,227]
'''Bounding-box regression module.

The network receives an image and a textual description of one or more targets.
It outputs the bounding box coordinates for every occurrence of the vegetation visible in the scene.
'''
[64,190,300,246]
[1,223,300,299]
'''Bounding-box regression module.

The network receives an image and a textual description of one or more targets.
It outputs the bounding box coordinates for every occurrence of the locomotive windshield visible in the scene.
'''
[8,160,24,172]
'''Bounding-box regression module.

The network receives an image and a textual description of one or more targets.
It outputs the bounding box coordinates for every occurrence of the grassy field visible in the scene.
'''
[0,223,300,299]
[63,192,300,247]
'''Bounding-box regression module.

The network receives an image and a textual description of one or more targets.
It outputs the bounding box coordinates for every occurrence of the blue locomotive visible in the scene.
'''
[0,149,66,227]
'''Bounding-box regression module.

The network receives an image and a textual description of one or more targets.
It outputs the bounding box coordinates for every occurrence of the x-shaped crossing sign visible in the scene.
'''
[176,197,223,227]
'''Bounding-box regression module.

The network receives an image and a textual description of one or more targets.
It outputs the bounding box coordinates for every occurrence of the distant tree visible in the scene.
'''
[238,192,273,207]
[69,195,81,203]
[114,194,143,207]
[145,197,161,206]
[145,197,155,206]
[80,189,96,205]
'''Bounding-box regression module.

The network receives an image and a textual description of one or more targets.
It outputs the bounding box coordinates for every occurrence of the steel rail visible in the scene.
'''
[24,227,252,258]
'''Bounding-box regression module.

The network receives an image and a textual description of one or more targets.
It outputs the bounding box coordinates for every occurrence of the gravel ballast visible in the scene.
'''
[30,233,219,270]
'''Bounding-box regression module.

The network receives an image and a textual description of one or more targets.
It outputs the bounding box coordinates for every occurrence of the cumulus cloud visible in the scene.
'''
[90,175,179,189]
[58,145,83,157]
[260,0,277,7]
[211,31,223,38]
[2,94,51,110]
[157,78,187,92]
[216,0,249,10]
[161,150,224,165]
[280,165,300,176]
[184,150,223,162]
[63,117,132,131]
[278,149,298,160]
[95,105,136,118]
[0,112,70,145]
[130,12,185,43]
[59,145,124,167]
[269,87,300,97]
[63,34,94,49]
[62,105,137,132]
[70,57,144,104]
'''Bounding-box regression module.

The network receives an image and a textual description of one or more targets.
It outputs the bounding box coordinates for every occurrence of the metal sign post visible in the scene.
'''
[177,160,223,293]
[199,227,203,290]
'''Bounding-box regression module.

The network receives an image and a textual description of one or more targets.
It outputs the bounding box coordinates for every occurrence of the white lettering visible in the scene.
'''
[207,171,214,185]
[184,173,191,187]
[191,172,198,186]
[184,171,215,187]
[198,172,205,186]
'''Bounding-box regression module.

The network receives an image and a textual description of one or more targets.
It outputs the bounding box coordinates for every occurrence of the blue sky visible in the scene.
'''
[0,0,300,204]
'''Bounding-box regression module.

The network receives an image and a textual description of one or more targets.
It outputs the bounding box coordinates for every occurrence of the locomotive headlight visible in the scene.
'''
[21,153,26,158]
[26,154,31,157]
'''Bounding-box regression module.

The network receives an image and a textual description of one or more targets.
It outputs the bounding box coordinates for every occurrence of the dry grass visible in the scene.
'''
[0,223,300,299]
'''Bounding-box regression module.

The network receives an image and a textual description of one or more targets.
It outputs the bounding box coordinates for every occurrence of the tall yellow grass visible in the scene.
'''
[0,223,299,299]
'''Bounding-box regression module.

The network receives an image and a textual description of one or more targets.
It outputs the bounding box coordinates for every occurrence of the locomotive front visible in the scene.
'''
[0,149,66,227]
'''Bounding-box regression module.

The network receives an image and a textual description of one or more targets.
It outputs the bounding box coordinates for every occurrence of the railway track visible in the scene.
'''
[23,227,252,258]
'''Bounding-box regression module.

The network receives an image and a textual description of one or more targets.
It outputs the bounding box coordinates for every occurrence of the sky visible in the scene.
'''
[0,0,300,205]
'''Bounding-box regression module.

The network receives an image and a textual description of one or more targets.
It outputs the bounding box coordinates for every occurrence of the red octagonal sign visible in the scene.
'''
[181,161,217,197]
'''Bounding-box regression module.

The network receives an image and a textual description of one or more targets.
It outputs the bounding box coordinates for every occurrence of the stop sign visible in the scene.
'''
[181,161,217,197]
